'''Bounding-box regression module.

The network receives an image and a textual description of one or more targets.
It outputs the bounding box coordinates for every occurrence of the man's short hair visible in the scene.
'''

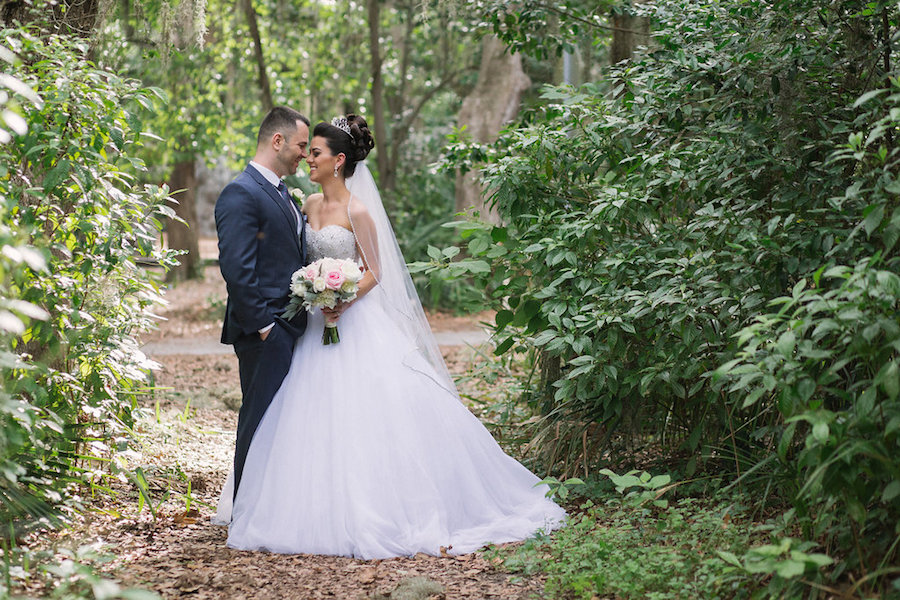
[257,106,310,145]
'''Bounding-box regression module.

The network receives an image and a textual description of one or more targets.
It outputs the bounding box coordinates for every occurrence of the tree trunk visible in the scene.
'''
[455,36,531,223]
[242,0,273,112]
[581,35,595,83]
[166,158,202,282]
[610,7,650,65]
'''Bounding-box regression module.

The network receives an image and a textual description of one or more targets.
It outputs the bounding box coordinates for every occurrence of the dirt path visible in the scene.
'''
[41,263,549,599]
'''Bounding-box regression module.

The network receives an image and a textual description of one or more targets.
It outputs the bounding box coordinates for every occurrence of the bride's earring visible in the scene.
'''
[333,165,339,178]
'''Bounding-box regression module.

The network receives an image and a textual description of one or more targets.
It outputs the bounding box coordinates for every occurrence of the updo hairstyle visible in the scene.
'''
[312,114,375,178]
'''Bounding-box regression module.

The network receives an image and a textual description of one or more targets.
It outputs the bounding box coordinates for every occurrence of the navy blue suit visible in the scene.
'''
[215,164,307,500]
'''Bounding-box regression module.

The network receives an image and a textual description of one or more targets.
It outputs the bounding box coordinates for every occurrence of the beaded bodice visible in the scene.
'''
[306,223,358,263]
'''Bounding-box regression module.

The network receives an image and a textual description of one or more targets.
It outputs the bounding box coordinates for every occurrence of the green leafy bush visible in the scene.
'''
[716,86,900,579]
[0,27,174,591]
[423,0,900,590]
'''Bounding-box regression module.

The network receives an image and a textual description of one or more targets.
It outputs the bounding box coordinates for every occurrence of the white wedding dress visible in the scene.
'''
[214,222,565,559]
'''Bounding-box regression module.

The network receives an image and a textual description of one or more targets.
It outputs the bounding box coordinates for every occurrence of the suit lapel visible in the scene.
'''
[299,211,307,263]
[244,166,302,253]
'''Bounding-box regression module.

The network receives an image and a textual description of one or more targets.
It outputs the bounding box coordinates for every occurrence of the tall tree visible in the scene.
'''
[455,36,530,221]
[243,0,273,112]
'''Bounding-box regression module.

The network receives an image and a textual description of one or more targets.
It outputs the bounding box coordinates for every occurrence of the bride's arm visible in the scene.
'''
[348,200,379,301]
[354,270,378,300]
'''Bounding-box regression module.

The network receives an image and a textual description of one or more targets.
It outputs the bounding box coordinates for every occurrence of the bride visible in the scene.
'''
[214,114,565,559]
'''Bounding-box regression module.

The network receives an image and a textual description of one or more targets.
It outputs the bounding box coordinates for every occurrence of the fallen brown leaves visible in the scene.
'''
[60,504,546,599]
[24,383,548,599]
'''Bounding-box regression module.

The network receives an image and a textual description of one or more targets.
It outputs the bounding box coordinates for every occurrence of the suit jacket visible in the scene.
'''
[215,164,308,344]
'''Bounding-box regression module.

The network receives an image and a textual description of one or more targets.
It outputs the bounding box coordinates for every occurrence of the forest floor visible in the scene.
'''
[27,248,553,600]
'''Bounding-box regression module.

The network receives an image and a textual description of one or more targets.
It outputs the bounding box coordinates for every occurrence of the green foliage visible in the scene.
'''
[425,0,900,590]
[474,0,612,60]
[0,24,175,586]
[494,472,843,599]
[718,538,834,598]
[392,118,477,309]
[598,469,672,508]
[538,475,584,502]
[716,257,900,568]
[712,76,900,584]
[490,488,764,599]
[100,0,276,174]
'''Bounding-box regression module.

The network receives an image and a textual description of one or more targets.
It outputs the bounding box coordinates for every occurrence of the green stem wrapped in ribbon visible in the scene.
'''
[323,322,340,345]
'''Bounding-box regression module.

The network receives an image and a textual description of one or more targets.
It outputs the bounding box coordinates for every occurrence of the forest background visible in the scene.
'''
[0,0,899,598]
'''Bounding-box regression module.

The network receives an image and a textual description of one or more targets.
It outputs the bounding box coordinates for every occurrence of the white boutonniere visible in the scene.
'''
[289,188,305,207]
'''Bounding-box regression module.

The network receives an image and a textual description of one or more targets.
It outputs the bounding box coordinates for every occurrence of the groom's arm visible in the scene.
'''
[215,183,274,335]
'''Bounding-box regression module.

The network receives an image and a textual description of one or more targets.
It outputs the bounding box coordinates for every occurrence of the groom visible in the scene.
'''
[215,106,310,500]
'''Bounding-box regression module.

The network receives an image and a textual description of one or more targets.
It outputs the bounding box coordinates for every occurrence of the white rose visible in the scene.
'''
[313,277,326,293]
[340,280,357,294]
[341,260,363,282]
[290,279,307,296]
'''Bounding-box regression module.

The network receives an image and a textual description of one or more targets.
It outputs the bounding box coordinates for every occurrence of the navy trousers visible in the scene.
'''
[231,321,296,501]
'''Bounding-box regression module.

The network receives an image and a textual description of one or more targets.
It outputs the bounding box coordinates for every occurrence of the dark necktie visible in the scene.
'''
[276,181,299,232]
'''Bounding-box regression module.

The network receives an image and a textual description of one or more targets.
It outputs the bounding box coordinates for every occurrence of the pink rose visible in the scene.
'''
[324,270,345,290]
[304,266,318,281]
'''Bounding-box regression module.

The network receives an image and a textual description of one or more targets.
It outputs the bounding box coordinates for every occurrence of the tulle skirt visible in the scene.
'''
[215,293,565,559]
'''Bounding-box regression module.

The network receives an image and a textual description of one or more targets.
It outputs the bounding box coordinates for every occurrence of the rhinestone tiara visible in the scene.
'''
[331,116,352,137]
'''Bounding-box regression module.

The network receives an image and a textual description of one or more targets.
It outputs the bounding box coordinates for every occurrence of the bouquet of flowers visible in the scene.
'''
[282,257,363,344]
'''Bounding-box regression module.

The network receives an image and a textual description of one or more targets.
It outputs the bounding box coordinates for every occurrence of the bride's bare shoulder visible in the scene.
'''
[348,197,372,219]
[302,192,324,214]
[348,199,377,231]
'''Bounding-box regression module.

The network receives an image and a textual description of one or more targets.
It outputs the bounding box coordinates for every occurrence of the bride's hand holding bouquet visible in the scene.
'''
[283,257,363,344]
